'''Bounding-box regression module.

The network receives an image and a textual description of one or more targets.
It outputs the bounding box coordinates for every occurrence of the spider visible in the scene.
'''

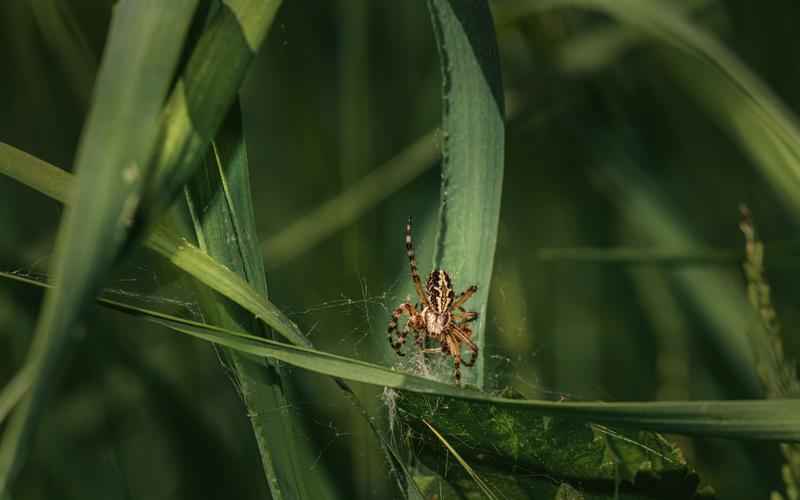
[387,216,479,384]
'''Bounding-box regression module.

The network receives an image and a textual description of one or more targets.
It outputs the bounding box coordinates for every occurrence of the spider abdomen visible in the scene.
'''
[423,307,451,337]
[426,269,455,313]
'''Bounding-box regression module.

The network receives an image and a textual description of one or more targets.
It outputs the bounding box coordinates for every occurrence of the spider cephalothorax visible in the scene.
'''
[387,217,479,384]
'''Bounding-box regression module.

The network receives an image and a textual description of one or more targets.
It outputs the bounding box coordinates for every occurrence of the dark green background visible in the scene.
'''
[1,1,798,498]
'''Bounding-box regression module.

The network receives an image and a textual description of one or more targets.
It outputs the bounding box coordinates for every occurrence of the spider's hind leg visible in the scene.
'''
[454,307,479,324]
[387,302,417,356]
[455,326,478,368]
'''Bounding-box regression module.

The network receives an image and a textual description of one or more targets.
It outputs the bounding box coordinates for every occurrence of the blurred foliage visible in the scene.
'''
[2,0,800,498]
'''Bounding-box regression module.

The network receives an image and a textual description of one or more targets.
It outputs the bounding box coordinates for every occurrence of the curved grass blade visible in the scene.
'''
[139,0,282,232]
[0,0,198,492]
[0,141,310,349]
[2,269,800,443]
[144,314,800,442]
[495,0,800,221]
[427,0,505,388]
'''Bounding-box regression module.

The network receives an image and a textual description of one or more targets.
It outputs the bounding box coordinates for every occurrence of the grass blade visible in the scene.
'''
[0,141,310,349]
[182,104,324,499]
[0,0,197,492]
[427,0,505,388]
[140,0,282,231]
[2,269,800,443]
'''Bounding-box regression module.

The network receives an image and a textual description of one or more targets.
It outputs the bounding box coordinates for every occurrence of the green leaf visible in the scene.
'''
[0,0,198,492]
[146,314,800,442]
[427,0,505,388]
[495,0,800,221]
[401,390,709,498]
[2,269,800,445]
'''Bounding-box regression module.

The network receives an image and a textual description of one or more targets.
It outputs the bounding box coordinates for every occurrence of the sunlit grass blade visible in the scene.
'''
[0,144,73,203]
[0,142,310,349]
[494,0,800,220]
[427,0,505,388]
[139,0,283,232]
[0,1,197,492]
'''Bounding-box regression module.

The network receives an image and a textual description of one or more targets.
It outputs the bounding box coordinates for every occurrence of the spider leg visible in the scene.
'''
[387,302,417,356]
[447,335,463,384]
[414,330,425,350]
[405,217,431,308]
[453,307,479,324]
[452,326,478,367]
[451,285,478,310]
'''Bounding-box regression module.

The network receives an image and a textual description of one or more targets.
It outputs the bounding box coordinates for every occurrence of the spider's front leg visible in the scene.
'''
[387,302,418,356]
[446,335,464,384]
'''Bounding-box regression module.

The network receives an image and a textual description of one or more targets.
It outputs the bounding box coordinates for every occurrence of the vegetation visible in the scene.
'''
[1,0,799,498]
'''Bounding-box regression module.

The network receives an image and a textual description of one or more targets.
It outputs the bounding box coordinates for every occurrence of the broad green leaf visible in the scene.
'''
[494,0,800,221]
[401,390,709,499]
[0,0,197,492]
[427,0,505,388]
